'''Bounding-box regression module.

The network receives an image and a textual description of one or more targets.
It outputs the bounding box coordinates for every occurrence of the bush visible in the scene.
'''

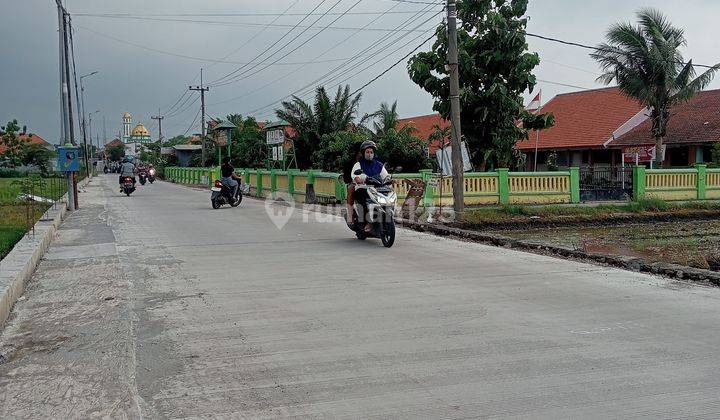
[0,168,22,178]
[627,198,673,213]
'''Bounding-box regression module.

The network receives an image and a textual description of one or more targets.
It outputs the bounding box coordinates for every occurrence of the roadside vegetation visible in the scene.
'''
[463,199,720,225]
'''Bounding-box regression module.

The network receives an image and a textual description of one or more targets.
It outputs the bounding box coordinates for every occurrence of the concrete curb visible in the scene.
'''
[0,177,91,329]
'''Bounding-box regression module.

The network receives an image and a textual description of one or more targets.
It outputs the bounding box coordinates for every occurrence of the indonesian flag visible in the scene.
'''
[526,91,541,113]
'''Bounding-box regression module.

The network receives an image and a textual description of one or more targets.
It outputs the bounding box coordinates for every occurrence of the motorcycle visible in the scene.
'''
[348,171,397,248]
[122,176,136,196]
[148,168,156,184]
[211,179,242,209]
[138,170,147,185]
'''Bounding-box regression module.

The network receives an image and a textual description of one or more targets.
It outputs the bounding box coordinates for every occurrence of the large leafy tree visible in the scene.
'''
[275,85,361,169]
[408,0,553,170]
[362,101,432,172]
[224,114,266,168]
[592,8,719,164]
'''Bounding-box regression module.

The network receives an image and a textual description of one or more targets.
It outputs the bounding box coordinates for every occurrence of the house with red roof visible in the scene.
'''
[516,87,646,170]
[396,113,450,157]
[0,133,51,155]
[607,89,720,167]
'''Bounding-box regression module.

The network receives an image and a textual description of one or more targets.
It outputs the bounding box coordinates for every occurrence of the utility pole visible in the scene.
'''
[152,111,164,163]
[56,0,75,211]
[189,69,209,165]
[447,0,464,218]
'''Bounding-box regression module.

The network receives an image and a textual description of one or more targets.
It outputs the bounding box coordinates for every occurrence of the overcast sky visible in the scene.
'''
[2,0,720,144]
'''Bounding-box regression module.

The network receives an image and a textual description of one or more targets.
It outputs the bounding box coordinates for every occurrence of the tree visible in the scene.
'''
[224,114,266,168]
[313,130,369,173]
[408,0,553,170]
[106,144,125,162]
[22,143,52,175]
[591,8,719,165]
[0,120,27,167]
[362,101,432,172]
[275,85,361,169]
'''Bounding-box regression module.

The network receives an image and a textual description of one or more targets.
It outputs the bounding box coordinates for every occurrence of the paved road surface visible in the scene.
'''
[2,175,720,418]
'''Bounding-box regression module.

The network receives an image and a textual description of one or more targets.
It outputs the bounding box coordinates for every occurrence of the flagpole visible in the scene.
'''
[533,90,541,172]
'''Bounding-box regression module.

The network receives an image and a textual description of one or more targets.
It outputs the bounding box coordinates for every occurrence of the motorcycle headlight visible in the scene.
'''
[375,195,387,205]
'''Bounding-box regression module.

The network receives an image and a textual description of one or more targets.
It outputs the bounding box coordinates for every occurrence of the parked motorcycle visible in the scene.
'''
[122,176,136,196]
[211,180,242,209]
[348,171,397,247]
[148,168,156,184]
[138,171,147,185]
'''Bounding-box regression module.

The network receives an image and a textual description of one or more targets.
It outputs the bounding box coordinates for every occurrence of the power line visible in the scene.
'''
[208,0,362,85]
[205,0,301,72]
[210,0,357,88]
[209,1,405,106]
[207,0,330,86]
[244,7,443,117]
[183,108,202,136]
[73,10,436,17]
[351,32,436,95]
[525,31,718,70]
[73,15,434,32]
[537,79,593,90]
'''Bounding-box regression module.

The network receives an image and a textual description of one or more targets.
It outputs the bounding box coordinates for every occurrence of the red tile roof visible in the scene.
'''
[104,139,124,149]
[0,133,49,154]
[396,113,450,155]
[516,87,644,151]
[611,89,720,147]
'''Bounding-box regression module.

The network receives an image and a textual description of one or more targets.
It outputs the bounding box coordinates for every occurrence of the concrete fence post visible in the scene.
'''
[569,167,580,203]
[697,164,707,200]
[270,169,277,198]
[633,165,646,200]
[288,170,297,199]
[420,169,434,207]
[497,168,510,205]
[256,169,263,198]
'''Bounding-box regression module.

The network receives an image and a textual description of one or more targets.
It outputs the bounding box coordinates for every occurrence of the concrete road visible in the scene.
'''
[2,175,720,419]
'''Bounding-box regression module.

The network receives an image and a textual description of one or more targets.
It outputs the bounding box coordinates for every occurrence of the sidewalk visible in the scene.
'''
[0,179,141,418]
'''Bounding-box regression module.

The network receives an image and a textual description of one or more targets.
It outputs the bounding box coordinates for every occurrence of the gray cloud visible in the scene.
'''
[2,0,718,143]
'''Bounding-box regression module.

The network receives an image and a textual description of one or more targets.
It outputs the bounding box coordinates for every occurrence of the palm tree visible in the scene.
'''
[592,8,719,165]
[276,85,361,168]
[362,101,400,136]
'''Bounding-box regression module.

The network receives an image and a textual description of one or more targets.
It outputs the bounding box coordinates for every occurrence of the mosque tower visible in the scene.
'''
[122,112,132,142]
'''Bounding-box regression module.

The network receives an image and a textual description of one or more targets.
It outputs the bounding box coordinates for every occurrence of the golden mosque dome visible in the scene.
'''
[131,123,150,137]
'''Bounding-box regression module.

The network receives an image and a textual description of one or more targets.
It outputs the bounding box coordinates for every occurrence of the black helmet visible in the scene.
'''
[360,140,377,152]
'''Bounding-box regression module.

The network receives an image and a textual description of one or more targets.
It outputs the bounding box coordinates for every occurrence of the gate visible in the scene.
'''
[579,167,633,201]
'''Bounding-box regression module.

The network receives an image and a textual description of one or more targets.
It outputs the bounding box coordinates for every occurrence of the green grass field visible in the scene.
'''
[0,177,61,258]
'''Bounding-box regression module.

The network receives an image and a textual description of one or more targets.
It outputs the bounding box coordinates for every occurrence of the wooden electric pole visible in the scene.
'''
[189,69,209,165]
[447,0,464,217]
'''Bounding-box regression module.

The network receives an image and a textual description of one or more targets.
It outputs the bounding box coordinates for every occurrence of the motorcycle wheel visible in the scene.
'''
[381,221,395,248]
[355,231,367,240]
[125,190,132,197]
[231,191,243,207]
[149,179,154,184]
[211,199,221,209]
[140,179,146,185]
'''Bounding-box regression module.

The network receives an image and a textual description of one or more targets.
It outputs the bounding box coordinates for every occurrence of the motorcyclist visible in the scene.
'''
[351,141,389,232]
[119,156,137,191]
[220,156,243,197]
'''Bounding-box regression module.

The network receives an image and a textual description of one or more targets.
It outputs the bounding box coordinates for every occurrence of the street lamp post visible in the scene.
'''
[88,110,100,171]
[79,71,98,177]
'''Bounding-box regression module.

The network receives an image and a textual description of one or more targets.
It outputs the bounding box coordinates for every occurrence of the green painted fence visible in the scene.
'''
[165,165,720,205]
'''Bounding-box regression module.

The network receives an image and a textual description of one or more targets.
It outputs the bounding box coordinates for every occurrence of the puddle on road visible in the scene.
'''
[492,220,720,270]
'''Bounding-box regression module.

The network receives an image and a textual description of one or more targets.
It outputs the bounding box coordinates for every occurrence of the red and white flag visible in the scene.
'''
[526,91,541,113]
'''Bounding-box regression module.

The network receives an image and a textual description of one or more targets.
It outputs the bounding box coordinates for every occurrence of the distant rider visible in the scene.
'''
[220,156,243,197]
[119,156,137,191]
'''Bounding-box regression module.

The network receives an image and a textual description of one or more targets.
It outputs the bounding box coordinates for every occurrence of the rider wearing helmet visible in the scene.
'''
[119,156,137,191]
[350,140,389,231]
